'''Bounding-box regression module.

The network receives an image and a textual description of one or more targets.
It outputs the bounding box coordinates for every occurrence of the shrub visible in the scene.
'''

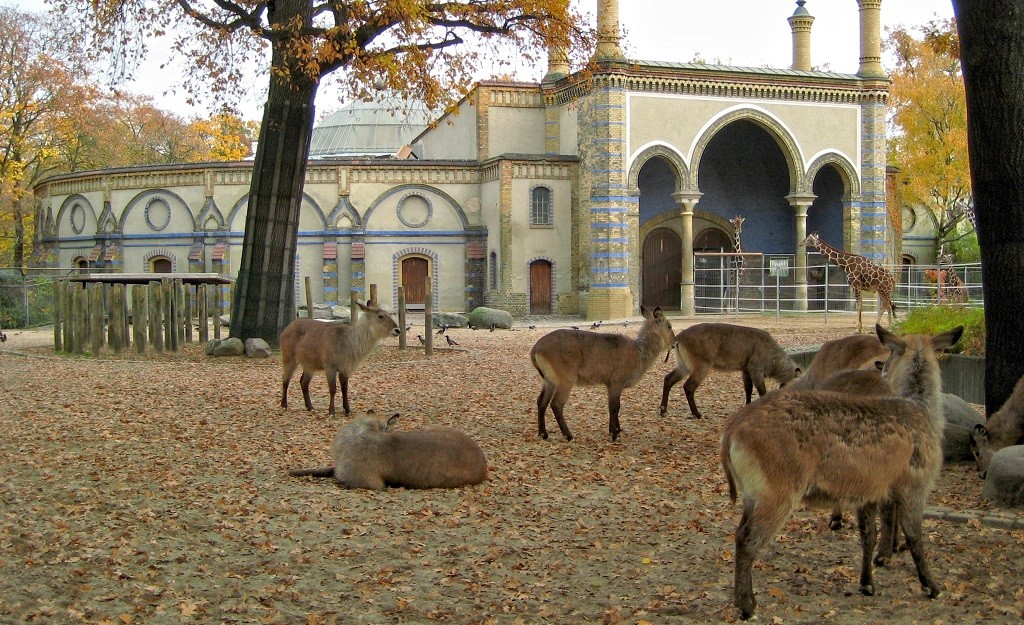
[893,305,985,356]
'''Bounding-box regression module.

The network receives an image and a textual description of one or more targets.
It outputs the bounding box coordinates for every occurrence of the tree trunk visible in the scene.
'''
[228,69,317,346]
[954,1,1024,413]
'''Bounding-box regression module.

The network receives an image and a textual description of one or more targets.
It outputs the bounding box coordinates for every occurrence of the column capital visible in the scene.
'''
[786,192,816,215]
[672,190,703,212]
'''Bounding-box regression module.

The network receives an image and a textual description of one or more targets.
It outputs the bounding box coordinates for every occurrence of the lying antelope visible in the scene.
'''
[530,306,675,442]
[721,324,962,620]
[970,372,1024,478]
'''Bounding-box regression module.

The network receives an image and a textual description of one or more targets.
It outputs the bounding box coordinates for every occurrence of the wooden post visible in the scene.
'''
[90,283,103,356]
[305,276,314,318]
[121,285,131,351]
[197,284,209,344]
[397,286,407,349]
[162,278,176,352]
[213,285,223,340]
[350,290,359,323]
[53,279,64,352]
[73,285,86,355]
[151,281,164,353]
[63,281,74,353]
[369,283,378,306]
[424,280,433,357]
[109,284,124,354]
[132,284,147,354]
[183,283,193,343]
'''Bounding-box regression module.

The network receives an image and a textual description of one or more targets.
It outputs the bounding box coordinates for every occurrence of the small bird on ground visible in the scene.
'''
[570,325,580,330]
[417,334,425,345]
[445,335,459,347]
[0,331,6,343]
[590,320,602,330]
[405,324,412,332]
[528,325,536,330]
[489,324,495,332]
[436,324,448,335]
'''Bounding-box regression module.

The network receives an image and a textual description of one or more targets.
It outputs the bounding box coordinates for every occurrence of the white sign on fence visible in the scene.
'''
[769,258,790,277]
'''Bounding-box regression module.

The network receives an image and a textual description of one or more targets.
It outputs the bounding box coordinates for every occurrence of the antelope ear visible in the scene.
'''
[385,413,401,429]
[973,423,988,438]
[873,360,884,371]
[932,326,964,351]
[356,300,370,312]
[876,324,905,355]
[640,305,651,318]
[653,306,664,318]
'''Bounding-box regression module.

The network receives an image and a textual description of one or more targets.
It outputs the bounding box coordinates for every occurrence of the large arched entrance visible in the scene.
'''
[642,228,681,310]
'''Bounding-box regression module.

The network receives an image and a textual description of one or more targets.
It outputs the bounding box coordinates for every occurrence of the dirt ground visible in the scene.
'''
[1,313,1021,625]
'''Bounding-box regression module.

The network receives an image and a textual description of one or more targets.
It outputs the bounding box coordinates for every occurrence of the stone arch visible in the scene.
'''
[805,151,861,198]
[391,246,440,306]
[142,248,179,273]
[627,142,690,192]
[121,189,195,232]
[365,184,470,231]
[225,191,327,232]
[55,194,98,237]
[689,106,803,192]
[328,197,362,230]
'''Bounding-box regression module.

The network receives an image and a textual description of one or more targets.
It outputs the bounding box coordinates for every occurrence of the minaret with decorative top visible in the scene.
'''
[788,0,814,71]
[585,0,634,320]
[856,0,890,266]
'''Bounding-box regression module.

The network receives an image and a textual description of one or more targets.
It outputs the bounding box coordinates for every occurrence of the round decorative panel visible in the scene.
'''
[145,198,171,231]
[901,205,916,231]
[397,194,432,228]
[70,204,85,234]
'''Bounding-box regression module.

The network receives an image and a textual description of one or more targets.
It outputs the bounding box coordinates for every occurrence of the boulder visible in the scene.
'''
[981,445,1024,508]
[244,338,272,358]
[466,307,513,330]
[433,312,469,329]
[211,337,245,357]
[942,393,985,462]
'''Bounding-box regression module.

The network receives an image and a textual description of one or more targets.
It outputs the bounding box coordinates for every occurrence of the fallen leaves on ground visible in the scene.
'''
[0,316,1020,624]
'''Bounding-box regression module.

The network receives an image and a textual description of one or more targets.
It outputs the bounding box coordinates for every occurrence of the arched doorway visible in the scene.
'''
[693,227,733,313]
[642,228,681,310]
[400,255,429,307]
[529,260,552,314]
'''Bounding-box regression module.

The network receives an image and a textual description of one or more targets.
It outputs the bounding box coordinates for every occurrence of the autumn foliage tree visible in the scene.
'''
[57,0,592,345]
[886,18,973,258]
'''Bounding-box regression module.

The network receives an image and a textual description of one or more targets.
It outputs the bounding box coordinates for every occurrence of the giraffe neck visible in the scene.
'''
[814,240,857,270]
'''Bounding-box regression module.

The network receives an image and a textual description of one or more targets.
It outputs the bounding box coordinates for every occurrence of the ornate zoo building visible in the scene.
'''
[31,1,910,320]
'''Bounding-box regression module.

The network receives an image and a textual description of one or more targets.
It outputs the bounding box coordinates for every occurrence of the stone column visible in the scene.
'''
[672,190,702,316]
[787,193,816,312]
[544,45,570,82]
[788,0,814,71]
[595,0,623,60]
[857,0,885,78]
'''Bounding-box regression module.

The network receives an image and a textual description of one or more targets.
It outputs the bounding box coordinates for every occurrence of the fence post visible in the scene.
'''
[183,283,193,343]
[73,284,86,355]
[213,286,223,340]
[823,264,829,325]
[133,284,147,354]
[90,283,104,356]
[424,279,433,357]
[62,281,73,352]
[305,276,314,318]
[198,284,209,343]
[397,286,407,349]
[53,280,64,352]
[350,290,359,323]
[151,281,164,353]
[109,284,124,354]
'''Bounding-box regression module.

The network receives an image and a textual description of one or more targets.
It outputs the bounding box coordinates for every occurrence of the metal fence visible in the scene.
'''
[0,268,66,329]
[695,253,983,317]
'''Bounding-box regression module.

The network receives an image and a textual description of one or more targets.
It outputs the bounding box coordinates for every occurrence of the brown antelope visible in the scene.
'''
[970,372,1024,478]
[721,324,962,620]
[787,333,894,531]
[660,323,800,419]
[290,411,488,489]
[787,333,890,391]
[280,301,400,416]
[530,306,675,442]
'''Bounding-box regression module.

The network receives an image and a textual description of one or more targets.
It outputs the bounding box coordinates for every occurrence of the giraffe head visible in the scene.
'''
[731,215,745,230]
[803,232,821,249]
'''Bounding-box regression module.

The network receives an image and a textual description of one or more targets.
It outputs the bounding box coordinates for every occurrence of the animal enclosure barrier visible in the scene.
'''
[53,274,234,356]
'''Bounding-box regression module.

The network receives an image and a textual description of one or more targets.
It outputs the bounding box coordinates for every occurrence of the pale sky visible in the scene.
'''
[9,0,956,121]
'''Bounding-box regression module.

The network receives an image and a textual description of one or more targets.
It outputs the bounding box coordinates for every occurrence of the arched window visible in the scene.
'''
[74,257,89,273]
[530,186,553,226]
[489,251,498,290]
[151,257,172,273]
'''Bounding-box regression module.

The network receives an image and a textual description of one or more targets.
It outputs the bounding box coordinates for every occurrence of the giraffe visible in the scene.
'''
[938,251,969,304]
[730,215,746,308]
[804,232,896,333]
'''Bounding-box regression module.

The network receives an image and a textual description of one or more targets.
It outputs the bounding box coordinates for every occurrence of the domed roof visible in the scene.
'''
[309,97,433,159]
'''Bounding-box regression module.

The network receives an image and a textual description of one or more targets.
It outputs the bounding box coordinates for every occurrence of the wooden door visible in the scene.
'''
[642,228,681,310]
[401,256,429,306]
[530,260,552,314]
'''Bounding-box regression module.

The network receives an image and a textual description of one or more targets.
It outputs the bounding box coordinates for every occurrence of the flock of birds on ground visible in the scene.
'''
[271,301,1021,621]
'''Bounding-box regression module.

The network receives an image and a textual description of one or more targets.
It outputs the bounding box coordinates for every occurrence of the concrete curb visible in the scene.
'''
[924,505,1024,529]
